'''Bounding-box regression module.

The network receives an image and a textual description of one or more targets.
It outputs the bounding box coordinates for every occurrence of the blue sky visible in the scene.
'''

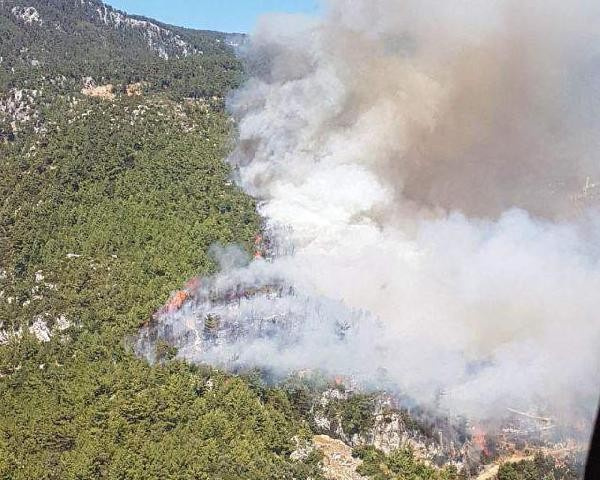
[105,0,320,33]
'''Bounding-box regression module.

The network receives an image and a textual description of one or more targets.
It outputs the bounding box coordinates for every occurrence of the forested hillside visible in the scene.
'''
[0,0,242,97]
[0,1,326,478]
[0,2,582,479]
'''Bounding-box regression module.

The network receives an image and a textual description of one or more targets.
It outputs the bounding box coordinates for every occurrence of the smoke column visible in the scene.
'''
[151,0,600,425]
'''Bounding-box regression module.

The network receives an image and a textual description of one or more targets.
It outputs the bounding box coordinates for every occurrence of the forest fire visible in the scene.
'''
[253,234,264,259]
[139,258,588,477]
[155,277,202,316]
[472,424,492,458]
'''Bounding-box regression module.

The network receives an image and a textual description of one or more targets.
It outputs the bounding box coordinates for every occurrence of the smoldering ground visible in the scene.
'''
[143,0,600,429]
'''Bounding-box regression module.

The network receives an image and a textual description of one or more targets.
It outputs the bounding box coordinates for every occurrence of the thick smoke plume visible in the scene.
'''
[147,0,600,426]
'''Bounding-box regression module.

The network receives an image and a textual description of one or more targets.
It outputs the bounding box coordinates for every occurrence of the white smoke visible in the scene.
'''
[154,0,600,426]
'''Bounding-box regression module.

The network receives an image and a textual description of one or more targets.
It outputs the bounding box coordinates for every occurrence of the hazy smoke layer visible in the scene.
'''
[176,1,600,422]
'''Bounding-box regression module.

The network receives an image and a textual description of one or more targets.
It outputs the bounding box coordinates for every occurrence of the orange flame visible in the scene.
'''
[473,425,490,456]
[155,277,203,317]
[254,233,265,259]
[165,290,189,314]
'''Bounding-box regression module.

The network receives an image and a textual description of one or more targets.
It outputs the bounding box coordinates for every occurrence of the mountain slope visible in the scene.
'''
[0,0,242,98]
[0,3,582,480]
[0,2,326,479]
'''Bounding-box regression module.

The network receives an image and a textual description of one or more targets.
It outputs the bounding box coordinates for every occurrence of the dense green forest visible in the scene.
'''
[353,445,460,480]
[0,1,324,477]
[496,453,581,480]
